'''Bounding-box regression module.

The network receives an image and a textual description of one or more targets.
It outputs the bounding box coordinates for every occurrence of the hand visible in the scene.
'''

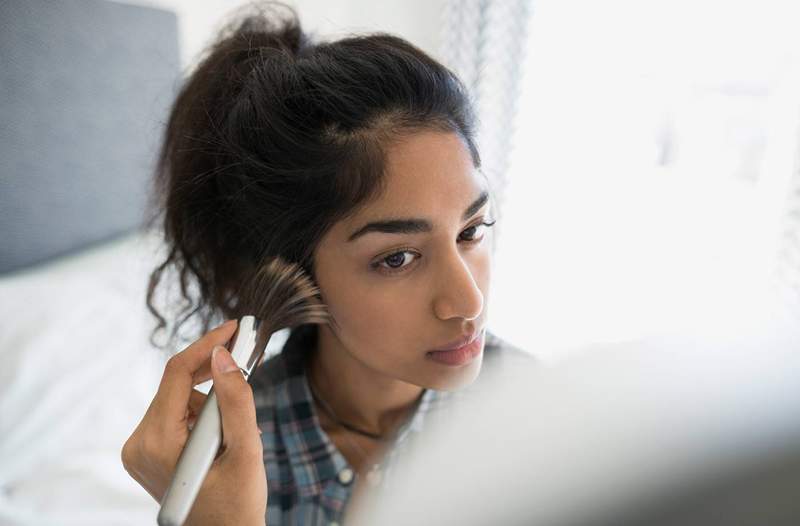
[121,320,267,526]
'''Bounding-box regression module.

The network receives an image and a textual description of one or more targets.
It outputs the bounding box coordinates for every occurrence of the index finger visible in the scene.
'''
[153,319,238,422]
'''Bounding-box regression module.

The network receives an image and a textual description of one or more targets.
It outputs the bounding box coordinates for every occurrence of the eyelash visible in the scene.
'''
[371,219,497,276]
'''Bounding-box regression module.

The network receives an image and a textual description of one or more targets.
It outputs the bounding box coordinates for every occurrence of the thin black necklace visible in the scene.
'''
[307,376,389,442]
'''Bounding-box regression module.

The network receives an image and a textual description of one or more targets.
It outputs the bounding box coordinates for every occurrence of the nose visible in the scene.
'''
[432,248,484,322]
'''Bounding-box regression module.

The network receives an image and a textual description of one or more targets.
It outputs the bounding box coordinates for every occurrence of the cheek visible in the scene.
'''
[469,248,493,323]
[314,246,406,350]
[480,245,492,277]
[473,246,493,295]
[327,282,422,348]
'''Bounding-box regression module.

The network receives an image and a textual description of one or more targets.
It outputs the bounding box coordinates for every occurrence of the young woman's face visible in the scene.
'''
[313,130,494,391]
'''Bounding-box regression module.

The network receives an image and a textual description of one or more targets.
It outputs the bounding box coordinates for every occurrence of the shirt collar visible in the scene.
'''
[267,325,453,496]
[270,325,349,498]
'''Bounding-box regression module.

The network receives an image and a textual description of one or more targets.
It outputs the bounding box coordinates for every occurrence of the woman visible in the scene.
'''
[122,2,529,525]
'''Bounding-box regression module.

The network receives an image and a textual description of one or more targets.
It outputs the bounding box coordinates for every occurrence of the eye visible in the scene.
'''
[459,219,497,244]
[372,249,420,275]
[370,219,497,276]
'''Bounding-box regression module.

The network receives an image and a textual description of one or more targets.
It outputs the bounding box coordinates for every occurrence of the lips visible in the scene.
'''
[430,330,480,352]
[426,330,484,366]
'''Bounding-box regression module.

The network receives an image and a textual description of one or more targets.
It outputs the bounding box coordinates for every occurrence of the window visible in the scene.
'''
[489,0,800,360]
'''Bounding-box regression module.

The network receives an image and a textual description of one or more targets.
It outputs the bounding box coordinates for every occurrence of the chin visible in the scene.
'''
[424,353,484,392]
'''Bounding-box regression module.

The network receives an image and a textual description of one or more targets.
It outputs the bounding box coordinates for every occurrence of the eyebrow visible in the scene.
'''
[347,190,490,242]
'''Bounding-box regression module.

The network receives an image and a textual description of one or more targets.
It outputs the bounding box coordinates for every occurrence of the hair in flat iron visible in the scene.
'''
[241,257,333,335]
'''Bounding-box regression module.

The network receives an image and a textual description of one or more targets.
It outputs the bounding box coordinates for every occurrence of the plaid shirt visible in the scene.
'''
[249,325,531,526]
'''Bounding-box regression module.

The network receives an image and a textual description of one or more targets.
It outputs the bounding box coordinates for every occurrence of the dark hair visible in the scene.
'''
[146,1,482,349]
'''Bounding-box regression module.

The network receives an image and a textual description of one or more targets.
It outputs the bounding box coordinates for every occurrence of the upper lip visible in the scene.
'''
[429,330,482,352]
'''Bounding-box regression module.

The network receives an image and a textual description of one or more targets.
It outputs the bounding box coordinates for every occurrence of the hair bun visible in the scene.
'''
[216,1,308,57]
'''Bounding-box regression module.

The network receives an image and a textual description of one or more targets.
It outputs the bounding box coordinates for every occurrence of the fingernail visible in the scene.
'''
[212,345,238,373]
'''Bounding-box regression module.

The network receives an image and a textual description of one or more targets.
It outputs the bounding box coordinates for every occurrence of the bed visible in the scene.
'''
[1,1,208,524]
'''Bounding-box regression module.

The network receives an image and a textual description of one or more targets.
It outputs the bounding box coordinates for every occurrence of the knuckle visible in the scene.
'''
[141,438,172,472]
[137,434,154,459]
[120,436,135,470]
[164,354,185,375]
[121,432,154,477]
[139,432,166,463]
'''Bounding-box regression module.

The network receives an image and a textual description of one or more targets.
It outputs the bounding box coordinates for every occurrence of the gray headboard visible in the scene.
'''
[0,0,181,274]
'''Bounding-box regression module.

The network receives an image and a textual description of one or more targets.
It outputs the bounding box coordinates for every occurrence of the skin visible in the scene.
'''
[308,129,495,475]
[122,320,266,526]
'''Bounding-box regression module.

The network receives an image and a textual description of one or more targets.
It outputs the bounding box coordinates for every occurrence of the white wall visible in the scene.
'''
[115,0,446,69]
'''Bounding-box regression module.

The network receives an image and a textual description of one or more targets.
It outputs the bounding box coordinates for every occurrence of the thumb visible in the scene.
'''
[210,346,261,456]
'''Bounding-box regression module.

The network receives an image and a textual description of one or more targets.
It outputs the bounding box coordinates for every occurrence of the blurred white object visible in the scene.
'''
[350,318,800,525]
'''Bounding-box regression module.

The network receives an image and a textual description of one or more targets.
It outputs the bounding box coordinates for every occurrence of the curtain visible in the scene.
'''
[439,0,533,226]
[776,159,800,316]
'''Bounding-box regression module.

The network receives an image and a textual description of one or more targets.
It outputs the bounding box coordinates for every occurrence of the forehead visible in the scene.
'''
[351,131,485,221]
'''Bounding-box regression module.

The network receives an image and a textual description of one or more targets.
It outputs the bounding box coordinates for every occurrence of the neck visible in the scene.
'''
[307,324,424,437]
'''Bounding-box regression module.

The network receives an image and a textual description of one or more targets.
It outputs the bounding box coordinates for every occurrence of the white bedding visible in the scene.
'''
[0,231,169,525]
